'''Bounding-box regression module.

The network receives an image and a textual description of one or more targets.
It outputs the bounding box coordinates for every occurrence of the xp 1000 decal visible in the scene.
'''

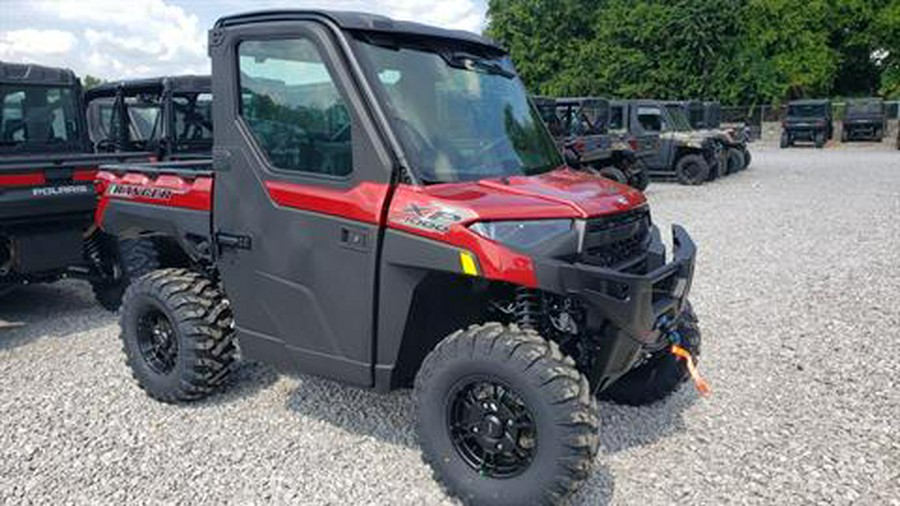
[391,203,471,234]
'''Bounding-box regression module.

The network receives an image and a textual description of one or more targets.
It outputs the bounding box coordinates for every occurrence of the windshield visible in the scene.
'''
[664,105,693,131]
[1,84,83,153]
[788,104,826,118]
[846,100,883,116]
[356,38,562,183]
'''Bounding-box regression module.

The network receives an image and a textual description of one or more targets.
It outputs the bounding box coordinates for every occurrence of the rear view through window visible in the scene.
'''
[1,85,81,152]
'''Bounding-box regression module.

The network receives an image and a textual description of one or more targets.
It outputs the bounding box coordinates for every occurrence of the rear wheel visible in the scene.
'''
[674,154,709,185]
[599,302,701,406]
[120,268,236,403]
[780,131,790,148]
[92,238,160,311]
[741,148,752,170]
[415,323,599,506]
[841,128,849,143]
[725,148,744,174]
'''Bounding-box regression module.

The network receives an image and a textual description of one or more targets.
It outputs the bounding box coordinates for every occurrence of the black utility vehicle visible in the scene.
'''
[535,96,653,190]
[781,99,832,148]
[85,76,212,160]
[609,99,723,184]
[841,98,885,142]
[0,61,147,302]
[96,10,706,506]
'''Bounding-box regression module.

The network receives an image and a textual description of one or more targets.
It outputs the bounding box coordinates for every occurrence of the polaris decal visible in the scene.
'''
[32,185,93,197]
[392,203,470,234]
[107,184,185,201]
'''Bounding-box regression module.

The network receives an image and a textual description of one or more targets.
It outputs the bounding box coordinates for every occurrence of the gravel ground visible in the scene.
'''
[1,146,899,505]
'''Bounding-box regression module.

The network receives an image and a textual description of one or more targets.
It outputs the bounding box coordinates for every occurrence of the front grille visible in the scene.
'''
[581,208,650,268]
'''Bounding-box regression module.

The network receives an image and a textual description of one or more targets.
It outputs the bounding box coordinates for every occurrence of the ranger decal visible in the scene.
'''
[107,184,185,201]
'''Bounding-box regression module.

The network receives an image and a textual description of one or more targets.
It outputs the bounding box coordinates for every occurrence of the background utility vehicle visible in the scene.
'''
[781,99,833,148]
[98,10,705,506]
[841,98,885,142]
[85,76,213,160]
[609,99,722,185]
[0,61,147,304]
[664,100,750,174]
[534,96,653,191]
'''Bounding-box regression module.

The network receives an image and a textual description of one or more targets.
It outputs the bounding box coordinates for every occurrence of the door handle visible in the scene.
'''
[339,226,369,252]
[216,232,252,250]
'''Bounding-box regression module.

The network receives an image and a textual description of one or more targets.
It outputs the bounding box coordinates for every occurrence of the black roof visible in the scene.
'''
[0,60,79,86]
[214,10,503,53]
[85,75,211,99]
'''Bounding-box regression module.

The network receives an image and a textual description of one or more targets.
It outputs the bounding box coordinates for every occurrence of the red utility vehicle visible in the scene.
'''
[96,11,705,505]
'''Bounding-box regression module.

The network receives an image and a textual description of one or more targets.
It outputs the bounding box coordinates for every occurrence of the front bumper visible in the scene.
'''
[533,225,696,384]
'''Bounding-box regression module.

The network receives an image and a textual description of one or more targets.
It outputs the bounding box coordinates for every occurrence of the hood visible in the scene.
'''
[661,130,710,148]
[392,168,647,224]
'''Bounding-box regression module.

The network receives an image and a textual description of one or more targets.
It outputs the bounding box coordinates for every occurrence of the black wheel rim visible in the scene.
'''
[136,307,178,375]
[447,378,537,479]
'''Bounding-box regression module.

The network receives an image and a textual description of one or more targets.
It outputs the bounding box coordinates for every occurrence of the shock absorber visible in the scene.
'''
[514,287,543,330]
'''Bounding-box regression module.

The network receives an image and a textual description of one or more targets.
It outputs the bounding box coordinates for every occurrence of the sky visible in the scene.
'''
[0,0,489,80]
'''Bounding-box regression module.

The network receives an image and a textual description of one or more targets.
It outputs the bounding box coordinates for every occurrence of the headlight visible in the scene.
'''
[469,219,573,250]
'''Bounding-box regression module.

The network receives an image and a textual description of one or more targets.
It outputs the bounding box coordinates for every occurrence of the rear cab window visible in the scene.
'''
[1,84,82,153]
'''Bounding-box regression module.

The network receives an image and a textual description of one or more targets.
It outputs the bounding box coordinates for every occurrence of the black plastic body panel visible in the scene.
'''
[101,199,212,261]
[374,229,486,391]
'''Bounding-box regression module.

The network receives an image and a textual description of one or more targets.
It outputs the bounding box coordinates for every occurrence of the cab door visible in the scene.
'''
[631,104,674,170]
[210,21,394,387]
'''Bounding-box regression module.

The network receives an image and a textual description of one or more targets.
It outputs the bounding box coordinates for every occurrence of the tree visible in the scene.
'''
[485,0,900,103]
[82,75,104,90]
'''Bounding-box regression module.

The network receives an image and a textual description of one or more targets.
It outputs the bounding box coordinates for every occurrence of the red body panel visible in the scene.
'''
[95,166,644,288]
[95,170,213,226]
[386,168,646,287]
[265,181,389,224]
[0,172,47,187]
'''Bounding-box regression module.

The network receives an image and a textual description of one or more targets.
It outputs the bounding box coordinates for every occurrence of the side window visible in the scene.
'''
[173,93,213,144]
[609,106,624,131]
[239,38,352,176]
[637,107,663,132]
[1,90,26,141]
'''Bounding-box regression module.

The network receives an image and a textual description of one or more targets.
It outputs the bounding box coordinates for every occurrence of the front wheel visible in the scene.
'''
[415,323,599,506]
[597,166,629,185]
[741,148,752,170]
[674,154,709,185]
[629,165,650,191]
[599,302,701,406]
[815,132,825,149]
[780,131,790,148]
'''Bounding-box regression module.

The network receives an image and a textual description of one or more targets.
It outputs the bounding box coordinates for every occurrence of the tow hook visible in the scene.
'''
[658,314,711,396]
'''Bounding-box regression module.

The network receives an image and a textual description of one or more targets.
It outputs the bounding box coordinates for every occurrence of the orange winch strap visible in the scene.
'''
[671,344,711,396]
